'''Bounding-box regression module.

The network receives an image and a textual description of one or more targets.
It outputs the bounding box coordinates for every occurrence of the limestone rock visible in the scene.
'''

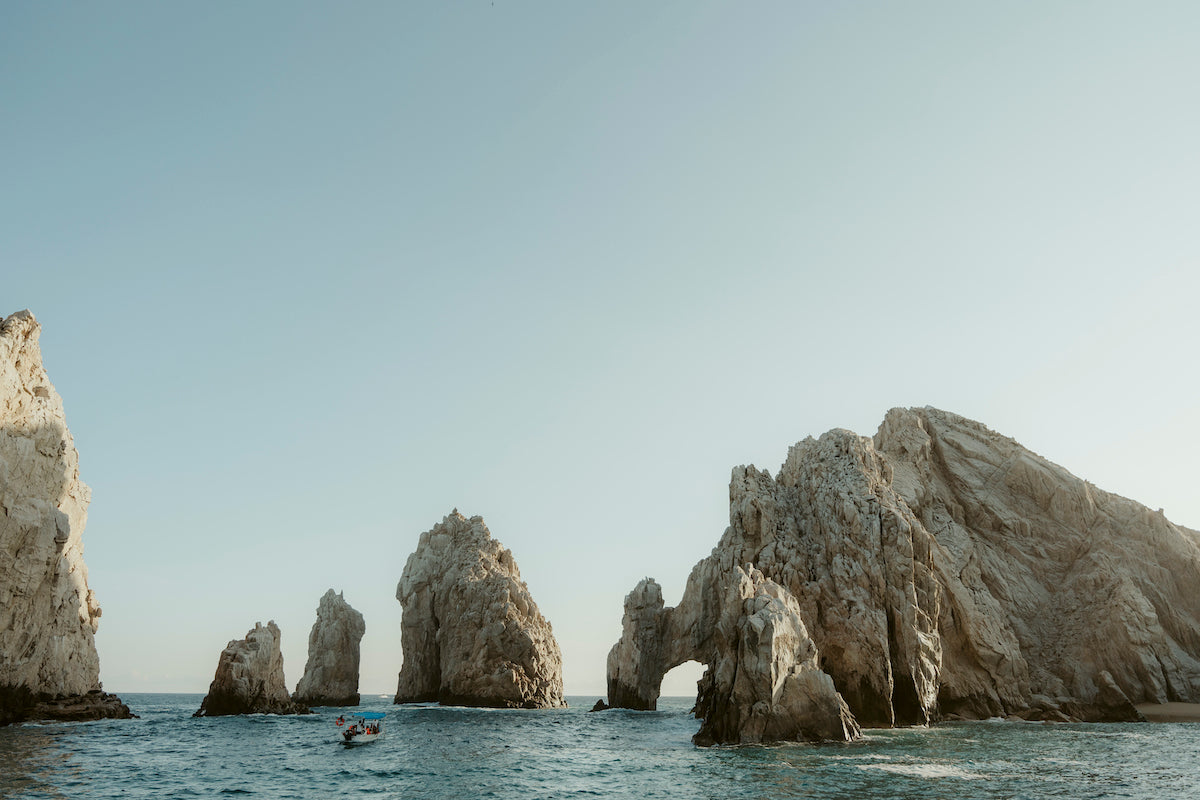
[195,621,309,716]
[293,589,365,706]
[0,310,132,725]
[693,566,860,745]
[608,568,858,745]
[606,578,668,710]
[395,511,565,709]
[607,406,1200,739]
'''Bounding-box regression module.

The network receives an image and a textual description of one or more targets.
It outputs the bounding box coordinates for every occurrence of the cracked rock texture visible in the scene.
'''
[293,589,365,706]
[0,310,131,725]
[395,511,565,709]
[195,621,309,716]
[608,407,1200,740]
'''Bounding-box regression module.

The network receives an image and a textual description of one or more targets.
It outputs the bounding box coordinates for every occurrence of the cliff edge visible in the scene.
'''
[0,310,131,725]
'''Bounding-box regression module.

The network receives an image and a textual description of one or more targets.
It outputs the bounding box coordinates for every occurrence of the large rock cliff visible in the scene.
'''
[293,589,365,706]
[607,407,1200,742]
[195,621,309,716]
[0,310,131,725]
[395,511,566,709]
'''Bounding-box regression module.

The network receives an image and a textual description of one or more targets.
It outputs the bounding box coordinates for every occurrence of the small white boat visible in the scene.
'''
[335,711,385,745]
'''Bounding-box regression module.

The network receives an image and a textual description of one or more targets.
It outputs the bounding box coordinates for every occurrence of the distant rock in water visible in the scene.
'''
[0,310,132,725]
[293,589,365,706]
[589,698,610,712]
[195,621,310,717]
[395,511,566,709]
[607,407,1200,743]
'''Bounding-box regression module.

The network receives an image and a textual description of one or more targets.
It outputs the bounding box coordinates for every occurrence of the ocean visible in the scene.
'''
[1,694,1197,799]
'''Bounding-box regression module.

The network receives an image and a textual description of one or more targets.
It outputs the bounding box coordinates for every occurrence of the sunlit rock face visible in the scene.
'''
[395,511,565,709]
[195,621,309,717]
[607,569,860,745]
[293,589,365,706]
[607,407,1200,742]
[0,310,131,725]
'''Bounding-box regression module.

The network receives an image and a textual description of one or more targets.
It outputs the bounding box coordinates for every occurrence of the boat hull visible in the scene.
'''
[341,732,382,746]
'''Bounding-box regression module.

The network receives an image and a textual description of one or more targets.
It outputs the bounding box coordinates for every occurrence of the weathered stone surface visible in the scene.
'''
[875,407,1198,722]
[195,621,309,716]
[608,569,859,745]
[607,407,1200,740]
[0,310,132,725]
[395,511,565,709]
[606,578,668,711]
[293,589,365,706]
[691,566,860,745]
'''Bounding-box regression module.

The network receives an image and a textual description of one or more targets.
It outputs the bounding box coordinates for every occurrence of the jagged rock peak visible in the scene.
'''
[606,578,668,711]
[606,406,1200,741]
[195,621,310,717]
[395,510,565,709]
[0,310,132,725]
[293,589,366,706]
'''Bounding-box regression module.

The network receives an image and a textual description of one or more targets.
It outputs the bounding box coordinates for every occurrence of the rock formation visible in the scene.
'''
[293,589,365,706]
[195,621,309,716]
[395,511,565,709]
[607,407,1200,742]
[0,310,132,725]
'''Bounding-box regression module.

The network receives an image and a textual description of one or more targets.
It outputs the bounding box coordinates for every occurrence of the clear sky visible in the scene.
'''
[3,2,1198,699]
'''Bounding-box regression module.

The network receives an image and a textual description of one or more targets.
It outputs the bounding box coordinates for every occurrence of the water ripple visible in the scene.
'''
[2,695,1199,799]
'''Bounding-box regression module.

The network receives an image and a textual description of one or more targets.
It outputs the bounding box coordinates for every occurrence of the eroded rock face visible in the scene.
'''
[607,568,859,745]
[0,310,132,725]
[875,407,1200,721]
[395,511,565,709]
[607,407,1200,740]
[195,621,309,716]
[693,567,860,745]
[293,589,365,706]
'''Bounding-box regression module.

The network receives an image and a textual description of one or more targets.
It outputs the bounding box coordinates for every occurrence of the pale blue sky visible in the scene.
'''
[3,2,1198,697]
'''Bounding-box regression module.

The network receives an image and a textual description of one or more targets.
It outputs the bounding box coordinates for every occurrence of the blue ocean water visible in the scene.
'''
[1,694,1198,799]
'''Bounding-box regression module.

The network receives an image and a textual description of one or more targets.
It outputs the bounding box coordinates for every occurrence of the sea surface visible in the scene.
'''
[1,694,1198,799]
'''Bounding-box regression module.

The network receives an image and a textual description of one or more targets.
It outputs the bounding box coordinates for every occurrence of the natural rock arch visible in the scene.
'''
[606,407,1200,742]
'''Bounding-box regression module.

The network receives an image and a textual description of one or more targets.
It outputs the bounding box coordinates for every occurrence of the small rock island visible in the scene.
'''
[395,511,566,709]
[195,621,309,716]
[293,589,366,707]
[0,311,132,725]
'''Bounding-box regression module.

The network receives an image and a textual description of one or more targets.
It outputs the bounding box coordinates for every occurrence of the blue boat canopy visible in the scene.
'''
[352,712,386,720]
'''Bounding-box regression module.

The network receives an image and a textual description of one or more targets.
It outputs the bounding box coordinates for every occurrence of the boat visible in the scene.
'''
[335,711,385,745]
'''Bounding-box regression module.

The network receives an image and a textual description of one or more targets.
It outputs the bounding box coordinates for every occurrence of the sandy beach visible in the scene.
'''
[1136,703,1200,722]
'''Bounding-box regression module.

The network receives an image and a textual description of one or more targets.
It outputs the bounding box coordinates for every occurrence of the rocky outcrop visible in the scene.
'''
[395,511,566,709]
[607,569,859,745]
[607,407,1200,741]
[195,621,309,716]
[0,310,132,725]
[293,589,365,706]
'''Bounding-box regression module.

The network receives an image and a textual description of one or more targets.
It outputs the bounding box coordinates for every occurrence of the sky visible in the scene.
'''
[3,1,1199,699]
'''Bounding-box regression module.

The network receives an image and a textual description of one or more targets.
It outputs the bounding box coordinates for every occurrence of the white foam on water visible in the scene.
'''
[857,762,986,779]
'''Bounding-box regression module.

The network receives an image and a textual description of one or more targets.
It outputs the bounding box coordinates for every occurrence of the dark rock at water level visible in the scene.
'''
[0,685,135,726]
